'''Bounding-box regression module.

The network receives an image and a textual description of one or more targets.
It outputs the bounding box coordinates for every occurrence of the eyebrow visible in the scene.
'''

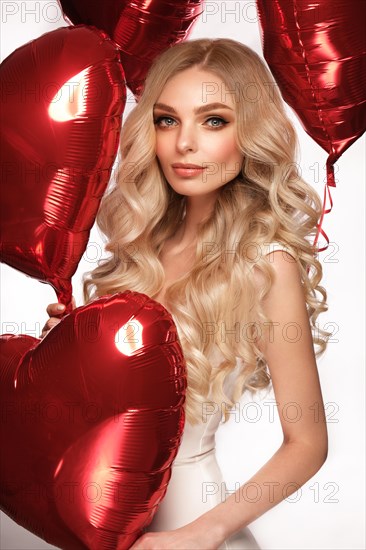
[153,102,234,115]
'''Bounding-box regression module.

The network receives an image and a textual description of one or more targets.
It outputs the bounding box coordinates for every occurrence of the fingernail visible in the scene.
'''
[57,304,65,311]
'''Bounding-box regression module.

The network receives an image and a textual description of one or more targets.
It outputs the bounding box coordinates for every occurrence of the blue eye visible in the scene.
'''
[153,116,176,127]
[206,117,228,127]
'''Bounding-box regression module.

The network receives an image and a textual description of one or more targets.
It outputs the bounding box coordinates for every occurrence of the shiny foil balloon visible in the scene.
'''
[256,0,366,251]
[59,0,205,99]
[0,291,187,549]
[0,26,126,312]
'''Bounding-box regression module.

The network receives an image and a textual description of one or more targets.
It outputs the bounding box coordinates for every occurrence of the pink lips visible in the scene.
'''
[172,163,205,177]
[172,163,203,169]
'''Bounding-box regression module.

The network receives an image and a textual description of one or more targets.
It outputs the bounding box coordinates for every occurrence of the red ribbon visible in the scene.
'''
[312,158,336,255]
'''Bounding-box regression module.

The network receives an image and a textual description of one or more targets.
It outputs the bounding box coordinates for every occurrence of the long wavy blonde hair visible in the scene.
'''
[83,38,330,425]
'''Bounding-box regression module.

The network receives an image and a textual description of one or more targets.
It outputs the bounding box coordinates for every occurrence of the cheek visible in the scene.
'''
[154,139,162,161]
[155,136,170,165]
[213,138,242,165]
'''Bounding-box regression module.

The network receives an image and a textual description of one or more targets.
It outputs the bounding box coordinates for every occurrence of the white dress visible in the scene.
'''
[145,242,292,549]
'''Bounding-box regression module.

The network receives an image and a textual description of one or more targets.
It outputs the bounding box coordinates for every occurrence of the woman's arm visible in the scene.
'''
[193,249,329,544]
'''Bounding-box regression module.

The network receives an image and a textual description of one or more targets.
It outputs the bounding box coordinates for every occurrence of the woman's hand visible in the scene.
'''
[40,296,76,338]
[128,521,222,550]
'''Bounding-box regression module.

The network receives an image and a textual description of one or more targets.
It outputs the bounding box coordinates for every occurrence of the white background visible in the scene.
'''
[0,1,365,549]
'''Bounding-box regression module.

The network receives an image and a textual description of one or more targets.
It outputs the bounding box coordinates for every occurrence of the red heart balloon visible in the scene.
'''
[0,25,126,312]
[256,0,366,169]
[0,291,186,549]
[256,0,366,250]
[59,0,205,99]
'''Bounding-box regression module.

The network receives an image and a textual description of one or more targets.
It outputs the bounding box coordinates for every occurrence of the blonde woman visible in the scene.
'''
[42,38,330,550]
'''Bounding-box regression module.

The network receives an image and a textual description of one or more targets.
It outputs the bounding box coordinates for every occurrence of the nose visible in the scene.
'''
[175,121,197,153]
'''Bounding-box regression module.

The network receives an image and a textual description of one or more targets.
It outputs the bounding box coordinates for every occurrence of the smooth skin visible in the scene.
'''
[42,67,328,549]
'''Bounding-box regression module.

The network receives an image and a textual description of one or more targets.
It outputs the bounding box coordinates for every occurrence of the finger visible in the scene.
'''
[40,317,62,339]
[71,295,76,309]
[46,303,65,316]
[42,318,61,333]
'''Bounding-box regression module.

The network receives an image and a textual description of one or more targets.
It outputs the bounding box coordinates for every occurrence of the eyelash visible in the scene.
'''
[153,116,228,128]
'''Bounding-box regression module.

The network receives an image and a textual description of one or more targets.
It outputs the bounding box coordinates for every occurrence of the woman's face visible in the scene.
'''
[153,66,244,200]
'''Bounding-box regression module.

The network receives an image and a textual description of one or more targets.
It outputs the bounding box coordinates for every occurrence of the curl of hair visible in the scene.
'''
[83,38,331,425]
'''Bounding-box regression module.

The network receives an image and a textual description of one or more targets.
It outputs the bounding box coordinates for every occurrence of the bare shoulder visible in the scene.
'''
[253,248,309,358]
[253,247,303,297]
